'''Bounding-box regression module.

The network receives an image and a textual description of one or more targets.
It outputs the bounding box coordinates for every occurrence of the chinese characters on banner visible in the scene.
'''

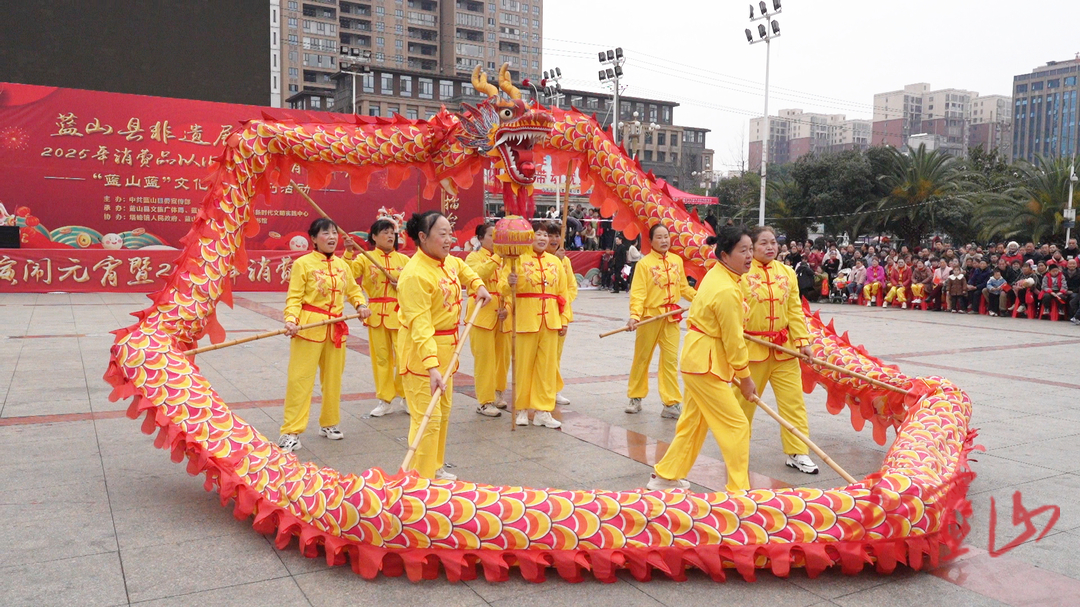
[0,82,485,252]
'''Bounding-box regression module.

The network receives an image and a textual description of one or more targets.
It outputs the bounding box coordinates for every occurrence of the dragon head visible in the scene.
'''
[457,64,554,189]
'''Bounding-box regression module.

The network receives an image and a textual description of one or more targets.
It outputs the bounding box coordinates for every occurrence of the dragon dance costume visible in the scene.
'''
[281,251,366,436]
[396,250,484,478]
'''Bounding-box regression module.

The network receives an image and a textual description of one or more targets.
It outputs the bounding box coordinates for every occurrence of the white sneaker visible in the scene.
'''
[555,393,570,406]
[369,400,395,417]
[625,397,642,414]
[865,301,872,307]
[1017,305,1026,314]
[515,410,530,426]
[277,433,302,453]
[318,426,344,440]
[901,303,908,309]
[880,301,888,308]
[646,473,689,491]
[476,403,502,417]
[435,467,457,481]
[912,298,922,305]
[786,454,819,474]
[532,411,562,429]
[660,403,682,419]
[494,390,508,409]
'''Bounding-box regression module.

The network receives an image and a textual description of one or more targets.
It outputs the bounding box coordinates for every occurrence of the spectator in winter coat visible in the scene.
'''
[1065,258,1080,323]
[984,269,1007,316]
[847,260,867,301]
[946,266,969,313]
[910,260,933,305]
[1039,261,1069,318]
[966,260,992,312]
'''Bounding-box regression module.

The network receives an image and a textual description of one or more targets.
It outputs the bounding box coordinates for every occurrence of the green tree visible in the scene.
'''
[852,144,972,248]
[787,149,882,239]
[764,173,809,242]
[973,155,1076,244]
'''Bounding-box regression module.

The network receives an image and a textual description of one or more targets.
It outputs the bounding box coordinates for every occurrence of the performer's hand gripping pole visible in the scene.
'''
[598,307,688,338]
[183,314,361,356]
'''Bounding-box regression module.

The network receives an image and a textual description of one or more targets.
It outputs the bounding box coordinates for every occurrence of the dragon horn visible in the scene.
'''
[498,63,521,100]
[472,65,499,97]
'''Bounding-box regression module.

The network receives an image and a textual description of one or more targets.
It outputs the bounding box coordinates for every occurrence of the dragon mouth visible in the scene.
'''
[494,127,549,185]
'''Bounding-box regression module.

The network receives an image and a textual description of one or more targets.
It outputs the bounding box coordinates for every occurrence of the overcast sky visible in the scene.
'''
[543,0,1080,172]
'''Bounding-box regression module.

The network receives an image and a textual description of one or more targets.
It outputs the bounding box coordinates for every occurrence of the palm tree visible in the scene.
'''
[851,144,971,248]
[973,155,1075,244]
[765,173,809,242]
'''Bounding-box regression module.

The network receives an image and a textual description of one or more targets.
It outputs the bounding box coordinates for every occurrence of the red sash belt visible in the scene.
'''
[517,292,566,313]
[688,324,711,337]
[433,327,459,337]
[301,303,348,347]
[660,302,684,322]
[746,328,789,346]
[368,297,397,304]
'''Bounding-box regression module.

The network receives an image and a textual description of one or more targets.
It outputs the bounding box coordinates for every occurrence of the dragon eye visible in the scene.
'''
[500,108,514,119]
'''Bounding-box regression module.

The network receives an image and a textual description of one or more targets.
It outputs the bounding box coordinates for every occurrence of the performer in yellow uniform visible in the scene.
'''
[545,222,577,408]
[734,226,818,474]
[279,218,371,453]
[648,225,757,492]
[345,218,410,417]
[467,222,511,418]
[397,211,490,480]
[625,224,697,418]
[501,221,571,430]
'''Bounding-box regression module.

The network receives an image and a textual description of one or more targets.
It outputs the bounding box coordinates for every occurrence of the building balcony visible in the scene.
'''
[455,27,483,41]
[340,19,372,31]
[408,43,438,57]
[409,26,439,41]
[408,58,438,71]
[407,0,438,11]
[457,0,484,13]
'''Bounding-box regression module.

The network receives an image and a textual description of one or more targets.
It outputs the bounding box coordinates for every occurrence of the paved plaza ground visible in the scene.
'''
[2,288,1079,606]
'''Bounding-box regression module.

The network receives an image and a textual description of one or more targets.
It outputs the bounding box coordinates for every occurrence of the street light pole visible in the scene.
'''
[1067,160,1077,244]
[599,48,625,145]
[746,1,783,227]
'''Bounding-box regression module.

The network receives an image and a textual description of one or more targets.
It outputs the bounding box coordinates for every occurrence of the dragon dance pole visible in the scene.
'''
[560,159,575,248]
[290,180,395,284]
[733,377,858,485]
[184,313,361,356]
[598,307,688,338]
[400,305,482,474]
[743,334,908,396]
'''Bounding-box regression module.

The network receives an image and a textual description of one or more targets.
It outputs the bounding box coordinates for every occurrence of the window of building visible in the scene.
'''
[406,107,419,119]
[395,54,404,64]
[697,132,704,143]
[288,0,298,9]
[289,50,297,61]
[289,67,298,77]
[648,105,657,122]
[369,105,381,116]
[376,21,385,31]
[1048,79,1061,89]
[418,78,434,99]
[289,84,299,92]
[671,153,678,164]
[375,52,385,62]
[570,95,582,107]
[662,106,670,123]
[376,6,385,15]
[381,73,394,94]
[657,151,665,162]
[657,132,666,146]
[395,9,404,17]
[644,132,652,144]
[644,150,653,161]
[586,97,598,109]
[1066,76,1077,86]
[534,5,540,14]
[288,34,298,44]
[288,16,297,28]
[377,36,385,46]
[489,2,496,12]
[363,72,375,92]
[439,80,453,99]
[311,97,322,109]
[388,105,399,115]
[1032,81,1044,91]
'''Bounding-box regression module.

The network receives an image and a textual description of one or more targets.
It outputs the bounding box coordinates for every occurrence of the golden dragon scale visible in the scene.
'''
[104,109,977,583]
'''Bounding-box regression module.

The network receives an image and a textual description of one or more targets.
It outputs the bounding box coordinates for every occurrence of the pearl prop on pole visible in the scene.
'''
[493,216,535,432]
[745,0,782,227]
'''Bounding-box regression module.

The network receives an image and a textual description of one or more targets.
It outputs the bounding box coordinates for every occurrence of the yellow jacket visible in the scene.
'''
[283,251,366,343]
[396,250,484,375]
[629,250,697,322]
[466,248,509,332]
[680,263,751,381]
[740,259,811,362]
[561,254,578,323]
[345,248,410,329]
[497,251,570,333]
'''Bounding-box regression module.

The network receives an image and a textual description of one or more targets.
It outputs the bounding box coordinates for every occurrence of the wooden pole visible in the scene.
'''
[598,306,688,338]
[733,378,859,485]
[184,313,361,356]
[290,180,394,284]
[742,334,908,395]
[560,160,574,248]
[509,256,519,432]
[400,304,483,474]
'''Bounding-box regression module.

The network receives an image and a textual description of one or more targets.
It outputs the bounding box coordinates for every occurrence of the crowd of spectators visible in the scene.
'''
[784,237,1080,324]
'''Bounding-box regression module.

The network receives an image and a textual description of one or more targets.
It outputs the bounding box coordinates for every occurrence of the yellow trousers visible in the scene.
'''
[863,282,882,300]
[884,286,907,304]
[368,325,404,403]
[556,332,566,392]
[281,337,346,435]
[911,284,927,300]
[627,320,682,405]
[514,328,559,412]
[733,357,810,456]
[402,338,456,479]
[470,326,510,405]
[654,373,750,492]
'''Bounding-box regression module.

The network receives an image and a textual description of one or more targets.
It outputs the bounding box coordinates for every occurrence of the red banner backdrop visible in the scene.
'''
[0,82,484,251]
[0,249,603,294]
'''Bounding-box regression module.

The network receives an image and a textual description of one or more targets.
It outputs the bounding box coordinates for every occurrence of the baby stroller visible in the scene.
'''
[829,268,850,304]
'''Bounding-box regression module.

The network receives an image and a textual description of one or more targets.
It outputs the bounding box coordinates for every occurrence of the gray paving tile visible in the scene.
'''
[830,571,1010,606]
[130,576,310,607]
[0,551,127,607]
[294,567,488,606]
